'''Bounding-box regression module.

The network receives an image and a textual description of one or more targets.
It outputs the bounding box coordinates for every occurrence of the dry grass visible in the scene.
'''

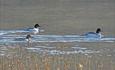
[0,44,115,70]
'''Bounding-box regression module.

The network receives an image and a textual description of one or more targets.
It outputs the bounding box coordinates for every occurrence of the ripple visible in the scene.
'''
[0,30,115,43]
[26,46,100,55]
[0,35,115,43]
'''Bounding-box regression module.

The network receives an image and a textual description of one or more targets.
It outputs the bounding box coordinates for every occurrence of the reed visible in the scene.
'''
[0,45,115,70]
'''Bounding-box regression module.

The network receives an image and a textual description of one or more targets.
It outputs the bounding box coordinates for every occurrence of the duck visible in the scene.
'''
[84,28,103,38]
[26,24,40,34]
[26,34,32,42]
[33,24,40,34]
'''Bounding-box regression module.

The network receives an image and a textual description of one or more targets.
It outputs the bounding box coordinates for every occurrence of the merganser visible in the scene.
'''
[26,34,32,42]
[33,24,40,34]
[84,28,103,38]
[26,24,40,34]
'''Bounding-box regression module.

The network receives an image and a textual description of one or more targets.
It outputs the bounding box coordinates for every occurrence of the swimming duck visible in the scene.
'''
[26,34,32,42]
[84,28,103,38]
[26,24,40,34]
[33,24,40,34]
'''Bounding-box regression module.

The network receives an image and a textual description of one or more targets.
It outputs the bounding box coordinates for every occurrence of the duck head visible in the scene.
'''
[34,24,40,28]
[96,28,101,34]
[26,34,31,39]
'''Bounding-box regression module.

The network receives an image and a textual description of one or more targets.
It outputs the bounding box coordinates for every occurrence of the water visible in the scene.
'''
[0,30,115,44]
[0,29,115,56]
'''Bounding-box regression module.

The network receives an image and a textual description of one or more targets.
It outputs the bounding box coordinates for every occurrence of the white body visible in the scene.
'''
[84,32,103,38]
[26,38,32,43]
[32,28,40,34]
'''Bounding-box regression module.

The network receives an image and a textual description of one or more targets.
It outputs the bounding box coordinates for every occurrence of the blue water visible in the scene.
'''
[0,30,115,43]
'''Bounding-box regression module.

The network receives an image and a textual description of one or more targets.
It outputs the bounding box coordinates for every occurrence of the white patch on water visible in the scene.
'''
[26,47,41,50]
[0,29,45,35]
[0,30,28,35]
[107,55,112,57]
[71,47,87,50]
[0,53,5,56]
[84,54,89,56]
[0,33,7,35]
[40,29,45,32]
[0,49,7,56]
[26,46,100,55]
[35,46,55,49]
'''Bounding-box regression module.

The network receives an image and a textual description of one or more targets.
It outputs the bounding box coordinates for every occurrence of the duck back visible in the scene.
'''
[84,32,100,38]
